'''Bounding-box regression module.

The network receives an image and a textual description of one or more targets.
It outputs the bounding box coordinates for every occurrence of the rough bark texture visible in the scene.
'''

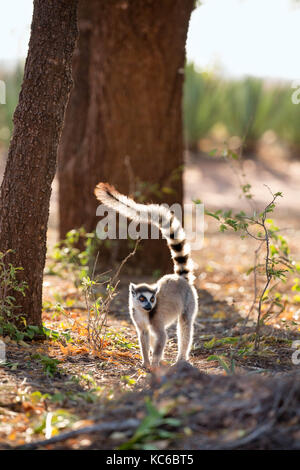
[0,0,78,326]
[58,0,194,273]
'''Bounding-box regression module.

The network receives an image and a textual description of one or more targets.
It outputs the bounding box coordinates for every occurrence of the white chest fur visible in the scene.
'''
[130,305,151,330]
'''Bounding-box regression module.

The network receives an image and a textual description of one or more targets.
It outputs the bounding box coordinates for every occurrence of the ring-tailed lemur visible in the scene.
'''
[94,183,198,368]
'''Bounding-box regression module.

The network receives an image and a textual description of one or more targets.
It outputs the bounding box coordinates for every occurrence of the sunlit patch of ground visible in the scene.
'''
[0,149,300,449]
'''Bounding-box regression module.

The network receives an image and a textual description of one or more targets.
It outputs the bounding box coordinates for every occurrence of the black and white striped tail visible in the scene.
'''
[94,182,195,284]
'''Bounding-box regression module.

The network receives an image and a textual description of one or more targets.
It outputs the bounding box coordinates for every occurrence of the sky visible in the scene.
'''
[186,0,300,80]
[0,0,299,80]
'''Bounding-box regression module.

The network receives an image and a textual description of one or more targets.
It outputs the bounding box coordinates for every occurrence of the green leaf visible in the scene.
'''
[205,210,220,221]
[270,245,279,256]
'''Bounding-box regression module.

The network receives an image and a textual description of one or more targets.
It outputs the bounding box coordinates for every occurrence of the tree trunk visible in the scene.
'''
[58,0,194,274]
[0,0,78,326]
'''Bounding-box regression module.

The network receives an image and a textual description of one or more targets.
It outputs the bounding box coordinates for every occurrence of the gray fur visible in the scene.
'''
[129,275,198,367]
[94,183,199,368]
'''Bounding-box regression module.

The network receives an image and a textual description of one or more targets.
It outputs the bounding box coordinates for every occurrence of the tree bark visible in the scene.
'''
[58,0,194,273]
[0,0,78,326]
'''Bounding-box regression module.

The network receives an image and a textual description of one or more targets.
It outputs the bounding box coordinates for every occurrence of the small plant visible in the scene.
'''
[201,148,298,349]
[0,250,28,337]
[32,353,61,377]
[83,239,141,353]
[41,324,72,343]
[121,375,137,387]
[106,329,138,350]
[118,397,181,450]
[47,228,100,288]
[207,354,235,375]
[27,386,102,405]
[81,275,116,352]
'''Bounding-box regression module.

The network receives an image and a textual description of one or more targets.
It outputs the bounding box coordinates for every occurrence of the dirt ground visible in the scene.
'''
[0,150,300,449]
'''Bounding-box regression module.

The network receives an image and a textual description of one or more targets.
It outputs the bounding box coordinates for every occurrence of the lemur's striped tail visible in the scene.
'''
[94,182,195,284]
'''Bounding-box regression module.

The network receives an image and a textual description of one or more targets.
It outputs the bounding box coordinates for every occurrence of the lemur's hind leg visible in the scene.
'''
[176,305,196,363]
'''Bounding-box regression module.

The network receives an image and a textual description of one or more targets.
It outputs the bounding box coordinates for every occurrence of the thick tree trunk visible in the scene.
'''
[58,0,194,273]
[0,0,78,326]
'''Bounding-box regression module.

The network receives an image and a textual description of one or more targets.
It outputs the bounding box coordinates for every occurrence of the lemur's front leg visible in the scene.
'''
[137,328,151,369]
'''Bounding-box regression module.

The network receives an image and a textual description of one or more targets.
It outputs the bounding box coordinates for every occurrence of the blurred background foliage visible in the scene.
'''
[0,63,23,151]
[183,63,300,156]
[0,61,299,159]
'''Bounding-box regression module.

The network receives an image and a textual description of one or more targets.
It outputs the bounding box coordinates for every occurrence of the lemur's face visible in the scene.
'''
[130,283,158,312]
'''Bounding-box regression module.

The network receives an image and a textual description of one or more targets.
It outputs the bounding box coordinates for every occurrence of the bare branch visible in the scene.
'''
[14,418,140,450]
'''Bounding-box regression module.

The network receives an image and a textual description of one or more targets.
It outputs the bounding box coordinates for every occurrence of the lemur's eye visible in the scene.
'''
[150,296,155,303]
[139,296,145,302]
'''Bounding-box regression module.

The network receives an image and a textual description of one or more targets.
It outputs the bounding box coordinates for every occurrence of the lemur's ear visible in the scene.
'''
[130,283,137,297]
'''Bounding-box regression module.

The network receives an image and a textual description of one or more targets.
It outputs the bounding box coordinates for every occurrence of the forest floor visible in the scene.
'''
[0,150,300,450]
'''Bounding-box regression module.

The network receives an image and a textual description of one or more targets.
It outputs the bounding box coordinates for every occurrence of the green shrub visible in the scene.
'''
[183,63,223,148]
[222,77,276,153]
[0,63,24,147]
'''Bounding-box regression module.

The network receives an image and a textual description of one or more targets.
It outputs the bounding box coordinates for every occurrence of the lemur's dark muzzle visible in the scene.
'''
[144,303,152,311]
